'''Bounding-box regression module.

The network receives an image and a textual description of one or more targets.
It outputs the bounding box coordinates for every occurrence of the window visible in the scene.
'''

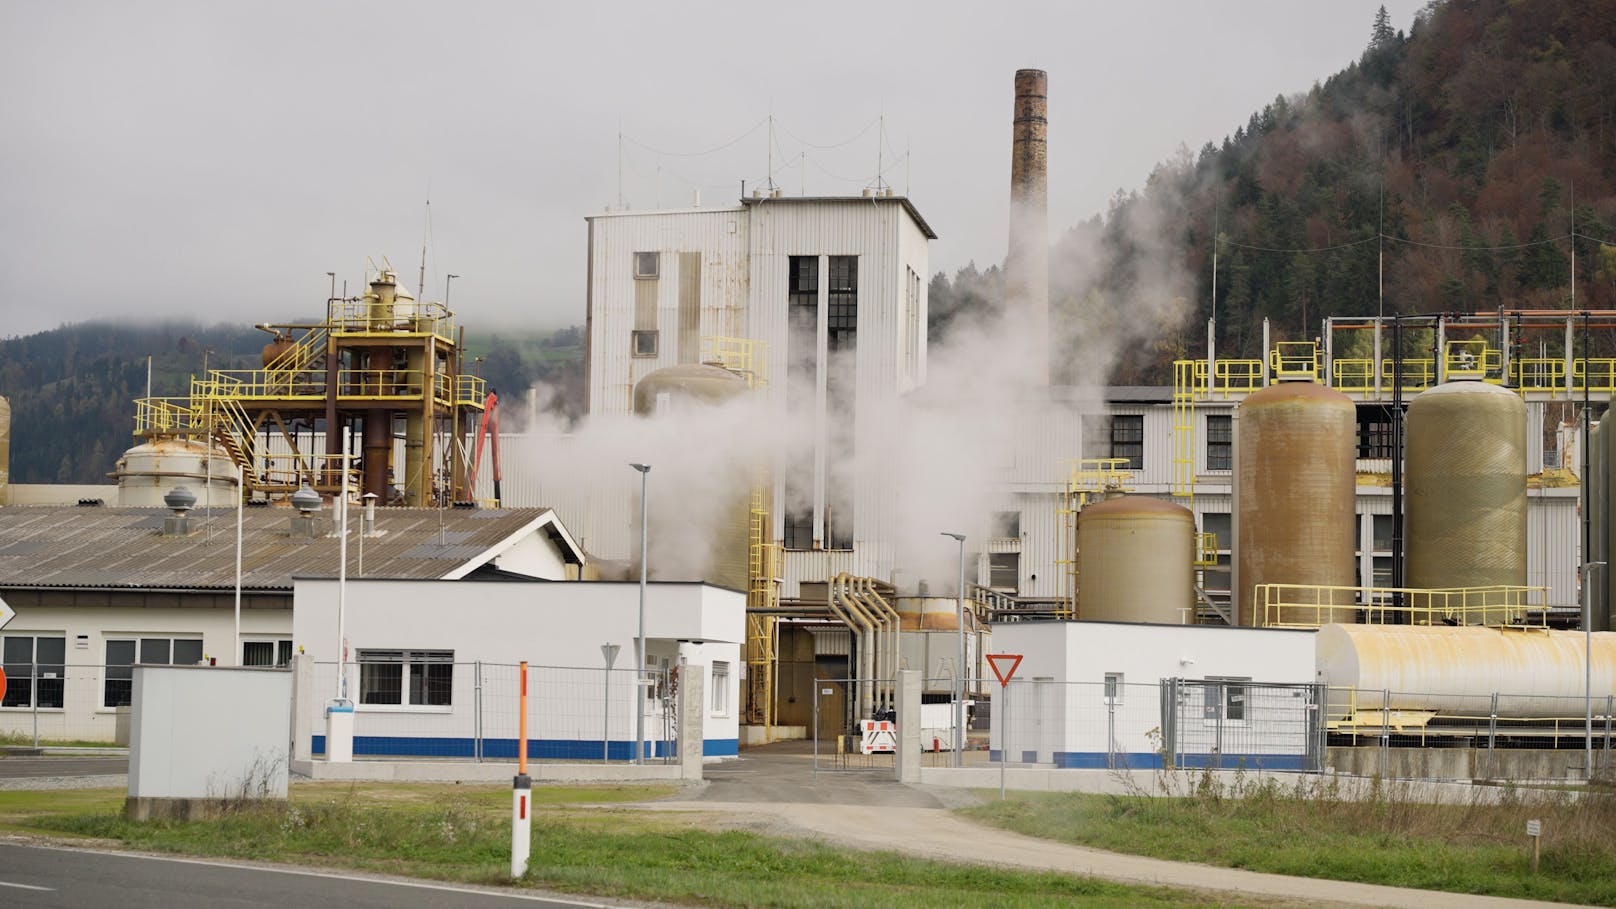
[988,552,1019,592]
[2,635,65,709]
[633,251,659,278]
[242,639,293,668]
[1206,414,1232,471]
[1356,404,1397,459]
[1110,414,1144,470]
[104,636,203,707]
[1210,677,1249,722]
[631,329,658,357]
[711,661,730,715]
[358,649,453,707]
[1103,672,1123,704]
[990,511,1021,540]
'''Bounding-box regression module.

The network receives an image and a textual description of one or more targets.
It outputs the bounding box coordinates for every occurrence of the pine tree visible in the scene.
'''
[1371,5,1395,49]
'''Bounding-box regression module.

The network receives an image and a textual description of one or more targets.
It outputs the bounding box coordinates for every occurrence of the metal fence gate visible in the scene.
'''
[1160,679,1326,771]
[811,677,897,772]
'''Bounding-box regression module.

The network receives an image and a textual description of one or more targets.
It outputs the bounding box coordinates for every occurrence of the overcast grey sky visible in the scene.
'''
[0,1,1425,338]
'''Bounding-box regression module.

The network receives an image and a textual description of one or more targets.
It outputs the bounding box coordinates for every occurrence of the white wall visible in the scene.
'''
[989,621,1316,768]
[129,665,290,800]
[0,604,291,742]
[291,578,744,757]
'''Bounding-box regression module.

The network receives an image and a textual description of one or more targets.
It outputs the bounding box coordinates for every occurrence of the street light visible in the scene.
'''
[445,274,460,308]
[942,532,966,768]
[631,463,651,764]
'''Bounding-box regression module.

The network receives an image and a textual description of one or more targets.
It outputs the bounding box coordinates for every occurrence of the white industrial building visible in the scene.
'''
[291,577,744,760]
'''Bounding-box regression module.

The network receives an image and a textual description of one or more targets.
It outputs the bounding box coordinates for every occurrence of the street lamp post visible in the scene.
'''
[631,463,651,764]
[446,274,459,308]
[943,532,966,768]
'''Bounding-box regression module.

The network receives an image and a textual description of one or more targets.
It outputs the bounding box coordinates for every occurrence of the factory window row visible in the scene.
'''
[104,637,204,707]
[358,649,454,708]
[2,635,66,709]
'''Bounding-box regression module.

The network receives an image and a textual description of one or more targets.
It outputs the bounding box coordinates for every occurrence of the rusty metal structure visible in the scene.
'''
[1236,380,1358,627]
[132,262,487,504]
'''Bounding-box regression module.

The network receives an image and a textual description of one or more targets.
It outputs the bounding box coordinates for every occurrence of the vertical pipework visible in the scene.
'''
[1008,68,1049,385]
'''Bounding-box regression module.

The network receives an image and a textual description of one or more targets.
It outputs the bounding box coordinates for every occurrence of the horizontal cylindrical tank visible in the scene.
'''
[113,438,239,508]
[1317,623,1616,717]
[1406,381,1526,623]
[632,363,752,591]
[1077,494,1193,624]
[1237,381,1358,626]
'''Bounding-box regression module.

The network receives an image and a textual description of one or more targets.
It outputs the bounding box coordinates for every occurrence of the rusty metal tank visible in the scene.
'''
[1317,623,1616,717]
[1237,381,1358,626]
[260,334,295,367]
[632,363,752,592]
[1076,494,1194,624]
[1406,381,1526,621]
[0,395,9,506]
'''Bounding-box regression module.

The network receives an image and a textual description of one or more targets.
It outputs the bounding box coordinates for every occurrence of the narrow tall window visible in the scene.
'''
[1110,415,1144,470]
[825,255,858,550]
[1206,414,1232,471]
[711,661,730,715]
[783,256,819,550]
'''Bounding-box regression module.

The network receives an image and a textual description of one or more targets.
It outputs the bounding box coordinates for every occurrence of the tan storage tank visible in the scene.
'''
[1317,623,1616,717]
[632,363,752,591]
[1237,381,1358,626]
[1406,381,1526,622]
[1076,494,1194,624]
[0,395,10,506]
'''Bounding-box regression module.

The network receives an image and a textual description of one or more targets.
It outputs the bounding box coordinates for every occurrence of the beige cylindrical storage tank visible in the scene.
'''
[1077,494,1194,624]
[112,438,239,508]
[1406,381,1526,622]
[0,395,10,506]
[1317,623,1616,717]
[632,363,752,592]
[1237,381,1358,626]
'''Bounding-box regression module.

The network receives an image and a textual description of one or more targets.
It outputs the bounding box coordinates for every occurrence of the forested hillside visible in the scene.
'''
[930,0,1616,384]
[0,322,582,484]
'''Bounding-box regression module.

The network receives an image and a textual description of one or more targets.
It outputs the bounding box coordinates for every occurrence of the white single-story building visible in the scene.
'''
[988,620,1318,770]
[290,577,746,759]
[0,503,585,742]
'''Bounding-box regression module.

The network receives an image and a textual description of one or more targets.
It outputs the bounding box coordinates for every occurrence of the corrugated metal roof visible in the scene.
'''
[739,195,939,240]
[0,505,556,591]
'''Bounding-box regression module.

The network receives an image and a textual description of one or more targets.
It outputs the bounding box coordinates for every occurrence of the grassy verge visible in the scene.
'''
[962,772,1616,907]
[1,783,1267,909]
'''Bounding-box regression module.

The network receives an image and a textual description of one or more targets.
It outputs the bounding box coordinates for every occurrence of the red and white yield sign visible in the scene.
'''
[986,653,1023,688]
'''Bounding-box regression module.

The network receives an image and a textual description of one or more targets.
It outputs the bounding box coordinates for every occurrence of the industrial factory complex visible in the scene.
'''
[0,70,1612,782]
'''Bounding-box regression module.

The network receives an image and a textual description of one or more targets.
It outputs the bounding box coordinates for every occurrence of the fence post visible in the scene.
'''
[288,654,314,763]
[1379,688,1391,778]
[31,661,39,749]
[1106,686,1116,770]
[894,669,921,784]
[1485,692,1498,781]
[474,661,483,763]
[1604,694,1613,777]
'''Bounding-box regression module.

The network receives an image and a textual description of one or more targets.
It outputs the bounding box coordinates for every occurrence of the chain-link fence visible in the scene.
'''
[307,661,678,763]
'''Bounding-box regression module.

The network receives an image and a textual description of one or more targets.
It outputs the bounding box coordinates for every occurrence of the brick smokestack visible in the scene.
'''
[1007,68,1049,385]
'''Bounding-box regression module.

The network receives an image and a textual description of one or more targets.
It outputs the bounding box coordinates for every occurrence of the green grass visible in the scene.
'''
[962,773,1616,907]
[2,784,1269,908]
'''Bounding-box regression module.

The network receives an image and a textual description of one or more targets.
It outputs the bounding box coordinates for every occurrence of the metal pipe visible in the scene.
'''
[943,532,966,766]
[631,463,651,763]
[858,578,901,714]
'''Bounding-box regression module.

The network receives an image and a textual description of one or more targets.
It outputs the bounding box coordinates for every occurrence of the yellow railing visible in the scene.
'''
[196,368,328,399]
[1378,357,1436,391]
[1442,340,1500,380]
[133,397,203,436]
[1170,361,1197,499]
[1213,359,1264,394]
[1254,583,1549,628]
[330,298,457,340]
[339,369,426,399]
[264,325,328,372]
[1331,358,1376,392]
[1270,341,1320,381]
[702,336,770,390]
[1194,532,1219,568]
[1573,358,1616,392]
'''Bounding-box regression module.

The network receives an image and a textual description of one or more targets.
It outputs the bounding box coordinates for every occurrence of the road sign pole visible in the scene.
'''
[601,644,620,763]
[985,654,1023,802]
[1000,681,1008,801]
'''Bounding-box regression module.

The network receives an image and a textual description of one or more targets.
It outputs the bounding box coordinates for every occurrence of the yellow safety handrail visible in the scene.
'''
[1194,533,1219,568]
[1270,341,1320,381]
[1170,360,1198,499]
[1254,583,1549,628]
[1378,357,1436,392]
[341,369,426,398]
[330,298,457,340]
[1442,339,1499,380]
[1573,358,1616,393]
[1213,359,1264,394]
[1331,358,1376,392]
[264,324,328,372]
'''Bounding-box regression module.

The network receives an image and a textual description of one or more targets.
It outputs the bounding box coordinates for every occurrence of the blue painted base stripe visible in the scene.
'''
[982,750,1311,771]
[312,735,740,760]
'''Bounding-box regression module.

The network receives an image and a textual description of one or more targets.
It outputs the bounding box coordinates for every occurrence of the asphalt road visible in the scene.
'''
[0,843,633,909]
[0,756,128,778]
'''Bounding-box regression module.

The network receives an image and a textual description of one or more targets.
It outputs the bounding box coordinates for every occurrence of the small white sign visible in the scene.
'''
[822,688,833,695]
[1526,819,1542,837]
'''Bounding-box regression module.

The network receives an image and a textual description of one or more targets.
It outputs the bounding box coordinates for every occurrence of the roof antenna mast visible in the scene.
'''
[417,198,431,301]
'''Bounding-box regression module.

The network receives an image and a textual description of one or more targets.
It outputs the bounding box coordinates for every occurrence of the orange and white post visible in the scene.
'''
[511,660,531,878]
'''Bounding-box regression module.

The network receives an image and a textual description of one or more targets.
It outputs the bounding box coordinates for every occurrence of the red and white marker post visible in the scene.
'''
[511,660,531,878]
[986,653,1023,800]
